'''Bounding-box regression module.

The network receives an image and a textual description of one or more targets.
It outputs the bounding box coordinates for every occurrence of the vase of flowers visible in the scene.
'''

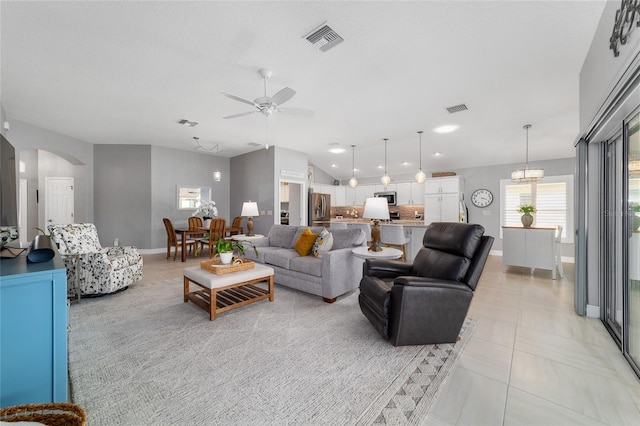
[192,201,218,228]
[518,204,536,227]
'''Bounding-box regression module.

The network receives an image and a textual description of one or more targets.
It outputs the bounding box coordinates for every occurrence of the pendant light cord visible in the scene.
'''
[384,138,388,174]
[418,131,423,170]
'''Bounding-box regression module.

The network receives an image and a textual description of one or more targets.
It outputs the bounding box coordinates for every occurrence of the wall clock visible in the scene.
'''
[471,189,493,208]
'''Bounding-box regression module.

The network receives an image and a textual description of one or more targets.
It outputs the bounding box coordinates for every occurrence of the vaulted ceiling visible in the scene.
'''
[1,1,606,181]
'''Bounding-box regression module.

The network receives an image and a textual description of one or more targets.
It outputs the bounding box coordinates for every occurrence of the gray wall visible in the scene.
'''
[580,1,640,131]
[230,147,275,236]
[94,144,231,250]
[579,1,640,311]
[6,118,94,236]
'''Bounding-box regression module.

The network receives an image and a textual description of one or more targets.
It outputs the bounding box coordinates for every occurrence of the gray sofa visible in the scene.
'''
[243,225,366,303]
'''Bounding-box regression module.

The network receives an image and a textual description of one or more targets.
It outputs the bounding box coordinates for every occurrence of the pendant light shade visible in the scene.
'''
[349,144,358,188]
[511,124,544,183]
[381,138,391,186]
[415,130,426,183]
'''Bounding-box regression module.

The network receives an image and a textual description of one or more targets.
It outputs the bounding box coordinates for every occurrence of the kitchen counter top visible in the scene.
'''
[330,219,426,227]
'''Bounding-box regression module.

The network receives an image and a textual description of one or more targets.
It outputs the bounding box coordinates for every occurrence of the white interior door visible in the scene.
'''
[19,179,27,244]
[45,177,74,227]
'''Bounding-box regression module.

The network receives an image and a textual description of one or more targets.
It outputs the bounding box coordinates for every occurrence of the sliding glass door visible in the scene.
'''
[627,111,640,367]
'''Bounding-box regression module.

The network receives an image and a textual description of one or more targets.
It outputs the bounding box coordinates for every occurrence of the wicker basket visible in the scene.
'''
[0,402,86,426]
[201,255,255,275]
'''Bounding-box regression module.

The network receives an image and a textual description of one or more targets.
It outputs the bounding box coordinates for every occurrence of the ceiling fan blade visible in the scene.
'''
[222,111,258,119]
[278,107,314,117]
[221,92,257,107]
[269,87,296,106]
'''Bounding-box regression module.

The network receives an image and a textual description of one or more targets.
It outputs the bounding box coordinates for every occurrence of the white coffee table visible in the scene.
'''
[352,246,403,260]
[183,263,274,320]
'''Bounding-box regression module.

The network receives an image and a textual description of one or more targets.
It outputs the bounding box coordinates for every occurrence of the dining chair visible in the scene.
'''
[225,216,243,237]
[380,224,410,261]
[347,223,372,245]
[188,216,206,255]
[200,218,227,258]
[163,218,196,261]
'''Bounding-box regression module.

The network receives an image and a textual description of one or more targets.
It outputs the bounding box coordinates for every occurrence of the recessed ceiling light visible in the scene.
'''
[433,125,459,134]
[402,161,410,166]
[434,152,442,156]
[377,165,383,169]
[331,163,337,168]
[353,168,360,172]
[328,143,345,153]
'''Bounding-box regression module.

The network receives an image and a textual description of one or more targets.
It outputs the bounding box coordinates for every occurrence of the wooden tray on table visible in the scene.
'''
[200,256,255,275]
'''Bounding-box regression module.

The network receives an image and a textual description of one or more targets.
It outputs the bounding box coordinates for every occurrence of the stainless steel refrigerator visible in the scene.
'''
[309,192,331,227]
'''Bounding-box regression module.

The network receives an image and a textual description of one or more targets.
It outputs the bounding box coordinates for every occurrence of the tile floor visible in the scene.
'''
[142,252,640,425]
[424,255,640,426]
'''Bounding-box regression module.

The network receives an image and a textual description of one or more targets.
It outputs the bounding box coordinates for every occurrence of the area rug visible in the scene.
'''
[68,278,476,426]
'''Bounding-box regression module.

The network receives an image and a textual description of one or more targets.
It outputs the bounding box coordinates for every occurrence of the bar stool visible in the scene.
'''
[555,225,564,279]
[347,223,372,245]
[380,224,410,261]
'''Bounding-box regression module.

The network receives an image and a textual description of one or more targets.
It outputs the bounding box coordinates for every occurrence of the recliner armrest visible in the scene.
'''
[394,276,473,293]
[364,258,413,279]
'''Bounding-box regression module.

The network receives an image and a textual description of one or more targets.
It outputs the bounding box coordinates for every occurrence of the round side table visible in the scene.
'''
[351,246,403,260]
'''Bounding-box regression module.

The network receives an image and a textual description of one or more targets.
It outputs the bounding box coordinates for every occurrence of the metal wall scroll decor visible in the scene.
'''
[610,0,640,57]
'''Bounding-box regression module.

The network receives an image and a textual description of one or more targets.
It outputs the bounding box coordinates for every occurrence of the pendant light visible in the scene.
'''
[511,124,544,183]
[348,144,358,188]
[381,138,391,186]
[415,131,426,183]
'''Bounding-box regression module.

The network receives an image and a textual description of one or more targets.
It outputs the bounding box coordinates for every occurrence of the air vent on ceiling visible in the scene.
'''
[178,119,198,127]
[446,104,468,114]
[304,23,344,52]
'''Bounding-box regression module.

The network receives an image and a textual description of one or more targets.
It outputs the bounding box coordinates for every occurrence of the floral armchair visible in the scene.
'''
[48,223,143,296]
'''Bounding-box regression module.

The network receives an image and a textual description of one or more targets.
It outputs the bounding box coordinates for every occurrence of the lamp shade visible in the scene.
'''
[241,201,259,217]
[363,197,390,220]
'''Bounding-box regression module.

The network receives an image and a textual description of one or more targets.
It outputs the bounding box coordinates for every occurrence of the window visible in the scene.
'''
[500,175,574,243]
[177,186,211,210]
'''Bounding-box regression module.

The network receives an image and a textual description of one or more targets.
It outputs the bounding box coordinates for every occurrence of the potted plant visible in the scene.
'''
[215,239,258,264]
[518,204,536,228]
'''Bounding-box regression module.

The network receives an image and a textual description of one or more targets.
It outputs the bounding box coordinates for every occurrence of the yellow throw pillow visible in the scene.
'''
[294,227,319,256]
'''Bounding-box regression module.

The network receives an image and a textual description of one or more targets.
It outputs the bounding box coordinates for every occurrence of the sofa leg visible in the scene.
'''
[323,297,337,304]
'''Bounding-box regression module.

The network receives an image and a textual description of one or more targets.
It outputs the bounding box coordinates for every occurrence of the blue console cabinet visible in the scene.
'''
[0,255,68,407]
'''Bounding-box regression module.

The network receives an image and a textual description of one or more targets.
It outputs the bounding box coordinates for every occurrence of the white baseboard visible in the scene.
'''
[586,304,600,318]
[138,248,166,255]
[490,250,575,263]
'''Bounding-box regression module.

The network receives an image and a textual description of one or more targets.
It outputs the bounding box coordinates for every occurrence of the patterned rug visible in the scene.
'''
[68,278,475,425]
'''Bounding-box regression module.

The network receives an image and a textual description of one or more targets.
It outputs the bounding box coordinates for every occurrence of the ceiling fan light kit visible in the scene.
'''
[511,124,544,183]
[415,130,426,184]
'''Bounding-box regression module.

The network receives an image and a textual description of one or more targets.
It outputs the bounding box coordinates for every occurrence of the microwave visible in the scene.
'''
[374,191,397,206]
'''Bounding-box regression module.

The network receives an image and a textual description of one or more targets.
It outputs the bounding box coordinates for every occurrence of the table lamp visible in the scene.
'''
[363,197,390,252]
[241,201,260,236]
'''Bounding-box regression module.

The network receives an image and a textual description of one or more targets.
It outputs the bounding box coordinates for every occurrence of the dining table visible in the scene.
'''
[174,227,206,262]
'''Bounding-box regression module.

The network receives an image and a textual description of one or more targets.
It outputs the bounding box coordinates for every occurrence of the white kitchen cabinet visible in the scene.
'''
[355,185,375,205]
[345,187,356,206]
[396,183,411,205]
[334,186,346,207]
[425,193,460,224]
[424,176,464,223]
[311,184,334,198]
[374,184,396,193]
[410,182,425,205]
[424,176,463,194]
[403,225,427,262]
[502,226,559,279]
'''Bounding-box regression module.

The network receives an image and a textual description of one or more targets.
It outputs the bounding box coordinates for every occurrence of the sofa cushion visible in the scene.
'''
[312,228,333,258]
[289,256,323,277]
[292,226,324,245]
[263,248,300,269]
[330,228,366,250]
[294,227,319,256]
[268,225,299,248]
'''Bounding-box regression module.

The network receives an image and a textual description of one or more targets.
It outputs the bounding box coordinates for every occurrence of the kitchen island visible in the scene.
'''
[330,219,427,262]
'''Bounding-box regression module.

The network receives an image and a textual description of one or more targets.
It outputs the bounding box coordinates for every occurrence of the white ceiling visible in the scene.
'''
[1,1,606,181]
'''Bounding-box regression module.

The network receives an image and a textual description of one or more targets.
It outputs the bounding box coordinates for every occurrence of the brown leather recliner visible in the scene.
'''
[358,222,494,346]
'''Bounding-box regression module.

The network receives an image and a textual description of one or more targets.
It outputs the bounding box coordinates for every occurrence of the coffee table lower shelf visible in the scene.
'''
[183,264,275,321]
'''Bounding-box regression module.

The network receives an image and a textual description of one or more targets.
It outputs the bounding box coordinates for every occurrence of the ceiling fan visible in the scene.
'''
[222,68,313,119]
